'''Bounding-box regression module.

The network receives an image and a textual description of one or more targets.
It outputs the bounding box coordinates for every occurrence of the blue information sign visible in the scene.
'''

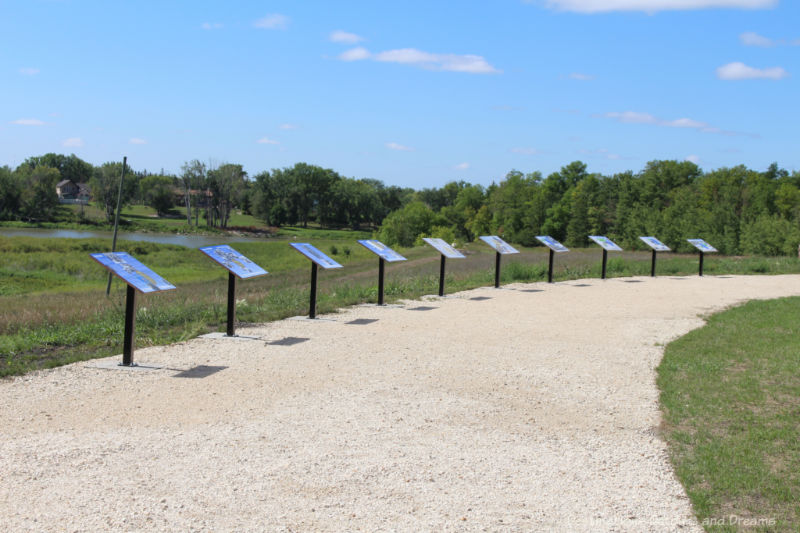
[536,235,569,253]
[639,236,670,252]
[199,245,268,279]
[589,235,623,252]
[358,239,407,262]
[91,252,176,293]
[422,238,465,259]
[687,239,718,253]
[479,236,519,255]
[290,243,343,269]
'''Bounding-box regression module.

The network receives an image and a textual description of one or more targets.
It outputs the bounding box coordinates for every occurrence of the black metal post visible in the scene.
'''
[601,249,608,279]
[226,272,236,336]
[309,262,318,318]
[438,255,446,297]
[106,156,127,296]
[378,258,385,305]
[650,249,657,277]
[122,284,136,366]
[494,252,501,288]
[548,249,554,283]
[699,252,704,277]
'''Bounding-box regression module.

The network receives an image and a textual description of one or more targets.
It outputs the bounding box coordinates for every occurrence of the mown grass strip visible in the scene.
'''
[657,297,800,532]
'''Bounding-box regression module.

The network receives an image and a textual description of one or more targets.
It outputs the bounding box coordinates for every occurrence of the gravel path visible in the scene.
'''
[3,274,800,532]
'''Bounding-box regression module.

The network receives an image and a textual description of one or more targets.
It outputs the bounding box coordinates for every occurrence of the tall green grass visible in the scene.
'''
[2,234,800,377]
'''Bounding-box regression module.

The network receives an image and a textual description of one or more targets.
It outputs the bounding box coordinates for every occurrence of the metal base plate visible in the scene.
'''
[86,360,163,371]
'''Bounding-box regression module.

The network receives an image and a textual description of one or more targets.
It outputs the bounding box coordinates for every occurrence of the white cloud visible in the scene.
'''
[540,0,777,13]
[579,148,626,160]
[739,31,773,46]
[279,123,298,130]
[19,67,40,75]
[201,22,223,30]
[254,14,289,30]
[257,137,280,145]
[330,30,364,44]
[685,154,701,164]
[338,46,499,74]
[567,72,594,81]
[62,137,84,147]
[604,111,659,124]
[716,61,788,80]
[511,147,547,155]
[339,47,371,61]
[454,162,470,170]
[11,118,45,126]
[129,138,147,145]
[385,142,413,151]
[601,110,754,136]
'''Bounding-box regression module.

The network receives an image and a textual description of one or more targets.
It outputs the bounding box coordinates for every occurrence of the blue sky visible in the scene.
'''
[2,0,797,189]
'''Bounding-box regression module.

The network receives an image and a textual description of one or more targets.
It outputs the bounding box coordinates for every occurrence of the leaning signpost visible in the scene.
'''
[290,243,343,319]
[422,238,465,296]
[357,239,407,305]
[90,252,176,366]
[589,235,623,279]
[536,235,569,283]
[687,239,717,276]
[478,236,519,288]
[199,245,268,336]
[639,236,670,277]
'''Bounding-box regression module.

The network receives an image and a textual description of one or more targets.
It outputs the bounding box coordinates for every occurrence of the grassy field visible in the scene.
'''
[658,298,800,532]
[2,232,800,378]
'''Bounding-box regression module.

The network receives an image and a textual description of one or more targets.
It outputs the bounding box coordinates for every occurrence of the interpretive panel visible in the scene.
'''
[199,245,268,279]
[536,235,569,253]
[589,235,623,252]
[639,236,670,252]
[479,236,520,255]
[422,237,465,259]
[290,242,343,269]
[91,252,176,293]
[687,239,717,253]
[358,239,407,262]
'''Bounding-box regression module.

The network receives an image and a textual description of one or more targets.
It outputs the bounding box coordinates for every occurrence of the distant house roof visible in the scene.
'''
[57,179,72,188]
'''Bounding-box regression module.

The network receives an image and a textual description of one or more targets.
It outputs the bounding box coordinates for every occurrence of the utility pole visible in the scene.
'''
[106,156,127,295]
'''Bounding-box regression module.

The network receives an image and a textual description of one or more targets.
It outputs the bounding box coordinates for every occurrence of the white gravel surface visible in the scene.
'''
[3,274,800,532]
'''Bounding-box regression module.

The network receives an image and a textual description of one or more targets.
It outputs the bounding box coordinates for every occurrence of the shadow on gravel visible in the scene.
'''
[407,306,437,311]
[469,296,492,301]
[268,337,310,346]
[173,365,228,379]
[346,318,379,325]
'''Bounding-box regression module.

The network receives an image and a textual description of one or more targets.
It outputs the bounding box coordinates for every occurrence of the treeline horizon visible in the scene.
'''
[2,153,800,256]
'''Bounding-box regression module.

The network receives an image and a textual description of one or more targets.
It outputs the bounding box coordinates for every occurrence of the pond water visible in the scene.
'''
[0,227,269,248]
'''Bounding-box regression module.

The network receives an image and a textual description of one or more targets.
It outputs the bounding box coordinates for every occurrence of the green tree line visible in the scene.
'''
[2,154,799,255]
[377,160,800,256]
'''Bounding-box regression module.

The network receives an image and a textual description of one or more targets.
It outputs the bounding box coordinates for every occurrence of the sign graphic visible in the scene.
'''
[199,245,268,279]
[91,252,176,293]
[358,239,407,262]
[639,236,670,252]
[422,238,465,259]
[536,236,569,253]
[290,243,343,269]
[589,235,623,252]
[687,239,718,253]
[479,236,520,255]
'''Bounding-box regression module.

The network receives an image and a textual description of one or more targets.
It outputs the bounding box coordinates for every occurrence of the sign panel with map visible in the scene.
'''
[589,235,623,252]
[358,239,407,262]
[199,245,268,279]
[687,239,718,253]
[290,243,343,269]
[639,236,670,252]
[479,236,520,255]
[422,237,465,259]
[91,252,176,293]
[536,236,569,253]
